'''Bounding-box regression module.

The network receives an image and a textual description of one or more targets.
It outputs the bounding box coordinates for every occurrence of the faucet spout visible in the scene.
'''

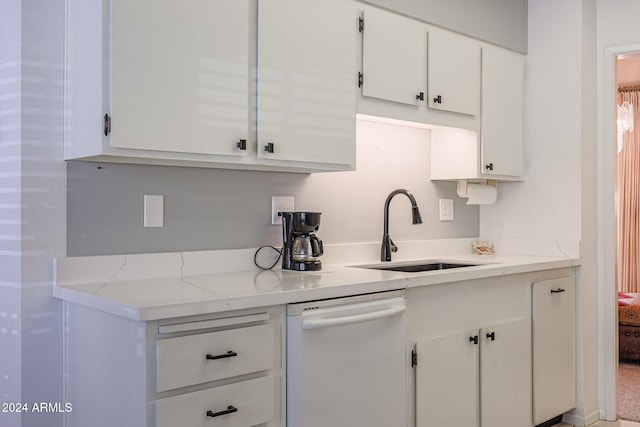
[381,189,423,262]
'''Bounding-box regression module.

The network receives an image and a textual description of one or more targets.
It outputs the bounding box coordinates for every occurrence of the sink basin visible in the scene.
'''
[352,261,484,273]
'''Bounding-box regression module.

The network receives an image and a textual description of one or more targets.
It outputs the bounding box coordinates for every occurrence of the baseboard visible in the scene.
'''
[562,409,602,426]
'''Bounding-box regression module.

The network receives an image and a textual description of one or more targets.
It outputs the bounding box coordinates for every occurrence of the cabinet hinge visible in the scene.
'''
[103,113,111,136]
[411,349,418,367]
[358,72,364,88]
[358,16,364,33]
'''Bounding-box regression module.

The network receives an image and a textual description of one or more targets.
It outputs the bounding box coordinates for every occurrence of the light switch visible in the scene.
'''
[144,195,164,227]
[439,199,454,221]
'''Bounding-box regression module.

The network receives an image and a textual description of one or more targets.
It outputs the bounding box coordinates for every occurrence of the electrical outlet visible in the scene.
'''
[272,196,294,225]
[144,195,164,227]
[439,199,454,221]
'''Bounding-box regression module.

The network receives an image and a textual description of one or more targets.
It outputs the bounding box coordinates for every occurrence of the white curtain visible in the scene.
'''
[616,88,640,293]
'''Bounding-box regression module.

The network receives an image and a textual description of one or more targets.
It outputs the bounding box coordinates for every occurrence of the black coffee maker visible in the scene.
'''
[280,212,324,271]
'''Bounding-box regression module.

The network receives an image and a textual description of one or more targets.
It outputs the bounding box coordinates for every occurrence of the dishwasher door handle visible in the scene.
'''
[302,304,405,330]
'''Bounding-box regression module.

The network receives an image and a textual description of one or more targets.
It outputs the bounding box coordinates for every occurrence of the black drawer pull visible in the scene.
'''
[207,405,238,418]
[469,335,478,345]
[550,288,566,293]
[206,350,237,361]
[486,331,496,341]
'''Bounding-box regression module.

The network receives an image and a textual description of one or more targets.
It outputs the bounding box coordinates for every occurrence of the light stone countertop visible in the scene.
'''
[53,238,582,321]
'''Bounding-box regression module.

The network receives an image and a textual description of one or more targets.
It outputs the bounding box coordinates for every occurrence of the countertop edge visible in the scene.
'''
[54,256,582,322]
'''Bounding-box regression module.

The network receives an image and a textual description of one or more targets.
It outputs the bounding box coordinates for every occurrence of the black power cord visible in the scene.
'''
[254,245,282,270]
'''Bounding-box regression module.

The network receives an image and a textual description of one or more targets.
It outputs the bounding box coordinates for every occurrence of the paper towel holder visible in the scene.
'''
[457,179,498,204]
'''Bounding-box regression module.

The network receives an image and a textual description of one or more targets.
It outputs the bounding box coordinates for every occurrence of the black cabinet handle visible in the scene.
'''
[550,288,566,293]
[103,114,111,136]
[485,163,494,171]
[206,405,238,418]
[433,95,442,104]
[469,335,478,345]
[236,139,247,150]
[416,92,424,101]
[206,350,237,361]
[264,142,274,153]
[486,332,496,341]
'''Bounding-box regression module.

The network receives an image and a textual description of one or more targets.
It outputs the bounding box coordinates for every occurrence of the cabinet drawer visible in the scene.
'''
[156,375,276,427]
[156,324,274,392]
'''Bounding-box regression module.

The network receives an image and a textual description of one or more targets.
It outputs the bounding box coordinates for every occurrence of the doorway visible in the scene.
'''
[600,44,640,423]
[610,50,640,423]
[598,50,640,420]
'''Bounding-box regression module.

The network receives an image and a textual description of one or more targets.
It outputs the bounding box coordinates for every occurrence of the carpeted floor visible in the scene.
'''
[619,361,640,422]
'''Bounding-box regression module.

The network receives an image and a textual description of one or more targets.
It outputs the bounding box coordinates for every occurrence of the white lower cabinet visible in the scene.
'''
[480,319,532,426]
[415,329,479,427]
[406,270,576,427]
[415,319,531,427]
[155,324,274,392]
[62,270,577,427]
[156,375,276,427]
[63,304,283,427]
[532,276,576,424]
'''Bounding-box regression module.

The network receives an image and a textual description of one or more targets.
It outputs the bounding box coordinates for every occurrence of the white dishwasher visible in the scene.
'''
[286,290,407,427]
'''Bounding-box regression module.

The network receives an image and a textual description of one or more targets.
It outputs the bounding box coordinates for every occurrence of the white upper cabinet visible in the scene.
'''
[110,0,250,157]
[356,5,524,181]
[427,27,480,116]
[481,44,524,178]
[430,44,524,181]
[357,5,479,131]
[360,7,427,106]
[257,0,356,167]
[65,0,355,172]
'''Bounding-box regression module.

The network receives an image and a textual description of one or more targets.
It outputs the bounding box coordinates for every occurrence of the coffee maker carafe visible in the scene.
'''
[280,212,324,271]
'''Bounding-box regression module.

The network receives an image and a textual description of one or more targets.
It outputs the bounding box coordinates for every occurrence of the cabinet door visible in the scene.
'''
[427,27,480,116]
[360,7,427,106]
[481,45,524,177]
[532,277,576,424]
[415,330,480,427]
[110,0,250,156]
[480,319,532,427]
[257,0,356,167]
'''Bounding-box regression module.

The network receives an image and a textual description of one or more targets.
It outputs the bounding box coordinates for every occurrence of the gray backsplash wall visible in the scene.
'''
[67,119,479,256]
[362,0,527,54]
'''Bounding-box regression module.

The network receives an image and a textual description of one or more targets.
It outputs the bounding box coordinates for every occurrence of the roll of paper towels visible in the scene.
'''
[462,183,497,205]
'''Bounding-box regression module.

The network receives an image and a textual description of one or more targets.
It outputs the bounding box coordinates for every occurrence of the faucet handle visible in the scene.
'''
[390,238,398,253]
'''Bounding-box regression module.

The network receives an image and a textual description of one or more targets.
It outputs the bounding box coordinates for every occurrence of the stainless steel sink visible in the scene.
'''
[351,261,484,273]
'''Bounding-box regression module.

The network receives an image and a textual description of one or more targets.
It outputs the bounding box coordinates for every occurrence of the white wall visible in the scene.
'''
[0,1,67,427]
[480,0,583,242]
[363,0,527,53]
[0,2,25,426]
